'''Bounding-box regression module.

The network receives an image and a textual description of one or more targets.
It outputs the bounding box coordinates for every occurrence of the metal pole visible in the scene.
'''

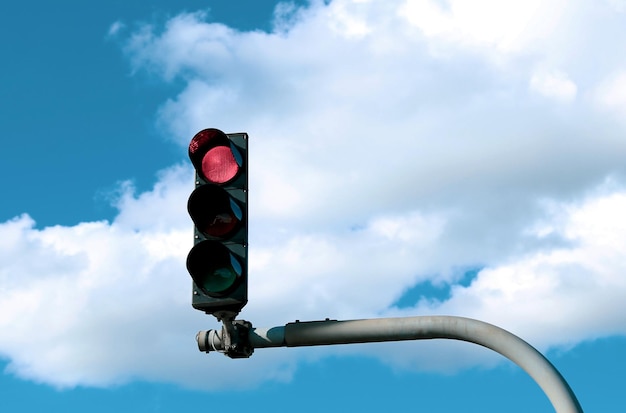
[197,316,583,413]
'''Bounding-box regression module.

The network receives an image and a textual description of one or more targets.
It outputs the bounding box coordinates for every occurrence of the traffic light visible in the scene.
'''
[186,128,248,320]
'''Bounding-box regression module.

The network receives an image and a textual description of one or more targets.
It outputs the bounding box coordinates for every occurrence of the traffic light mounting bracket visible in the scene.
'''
[197,318,253,358]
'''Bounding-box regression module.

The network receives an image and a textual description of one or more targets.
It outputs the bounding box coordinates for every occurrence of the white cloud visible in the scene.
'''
[594,71,626,116]
[2,0,626,390]
[398,0,568,55]
[107,20,125,37]
[607,0,626,12]
[415,188,626,348]
[0,167,300,389]
[530,68,577,102]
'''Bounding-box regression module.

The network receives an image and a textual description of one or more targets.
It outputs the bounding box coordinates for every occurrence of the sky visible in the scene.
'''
[1,0,626,411]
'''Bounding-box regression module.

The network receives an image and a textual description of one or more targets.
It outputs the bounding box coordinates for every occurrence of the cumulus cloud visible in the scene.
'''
[607,0,626,12]
[2,0,626,389]
[399,0,567,55]
[410,181,626,344]
[594,71,626,116]
[530,68,577,102]
[107,20,126,37]
[0,166,299,389]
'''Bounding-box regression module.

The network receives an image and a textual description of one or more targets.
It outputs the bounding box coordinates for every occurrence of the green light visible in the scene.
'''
[187,240,242,296]
[201,266,237,293]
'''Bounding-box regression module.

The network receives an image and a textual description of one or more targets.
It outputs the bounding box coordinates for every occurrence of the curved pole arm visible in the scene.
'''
[199,316,583,413]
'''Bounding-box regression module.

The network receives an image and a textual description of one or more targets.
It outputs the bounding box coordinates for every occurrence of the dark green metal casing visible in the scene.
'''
[187,131,248,319]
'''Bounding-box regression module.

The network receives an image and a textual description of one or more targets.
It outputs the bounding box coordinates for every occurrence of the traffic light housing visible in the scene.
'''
[186,128,248,320]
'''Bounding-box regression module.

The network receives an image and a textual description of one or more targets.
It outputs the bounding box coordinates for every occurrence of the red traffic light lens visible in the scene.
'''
[202,145,240,184]
[189,128,244,184]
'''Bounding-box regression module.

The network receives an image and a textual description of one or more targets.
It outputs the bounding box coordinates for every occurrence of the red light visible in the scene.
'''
[202,146,240,184]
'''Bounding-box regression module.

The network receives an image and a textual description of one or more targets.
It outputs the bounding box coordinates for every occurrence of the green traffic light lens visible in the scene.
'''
[187,241,243,296]
[200,266,238,293]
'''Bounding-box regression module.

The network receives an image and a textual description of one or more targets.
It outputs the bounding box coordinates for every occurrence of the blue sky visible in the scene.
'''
[1,0,626,411]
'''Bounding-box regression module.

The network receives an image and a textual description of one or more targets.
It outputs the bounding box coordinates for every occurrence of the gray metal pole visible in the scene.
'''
[198,316,583,413]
